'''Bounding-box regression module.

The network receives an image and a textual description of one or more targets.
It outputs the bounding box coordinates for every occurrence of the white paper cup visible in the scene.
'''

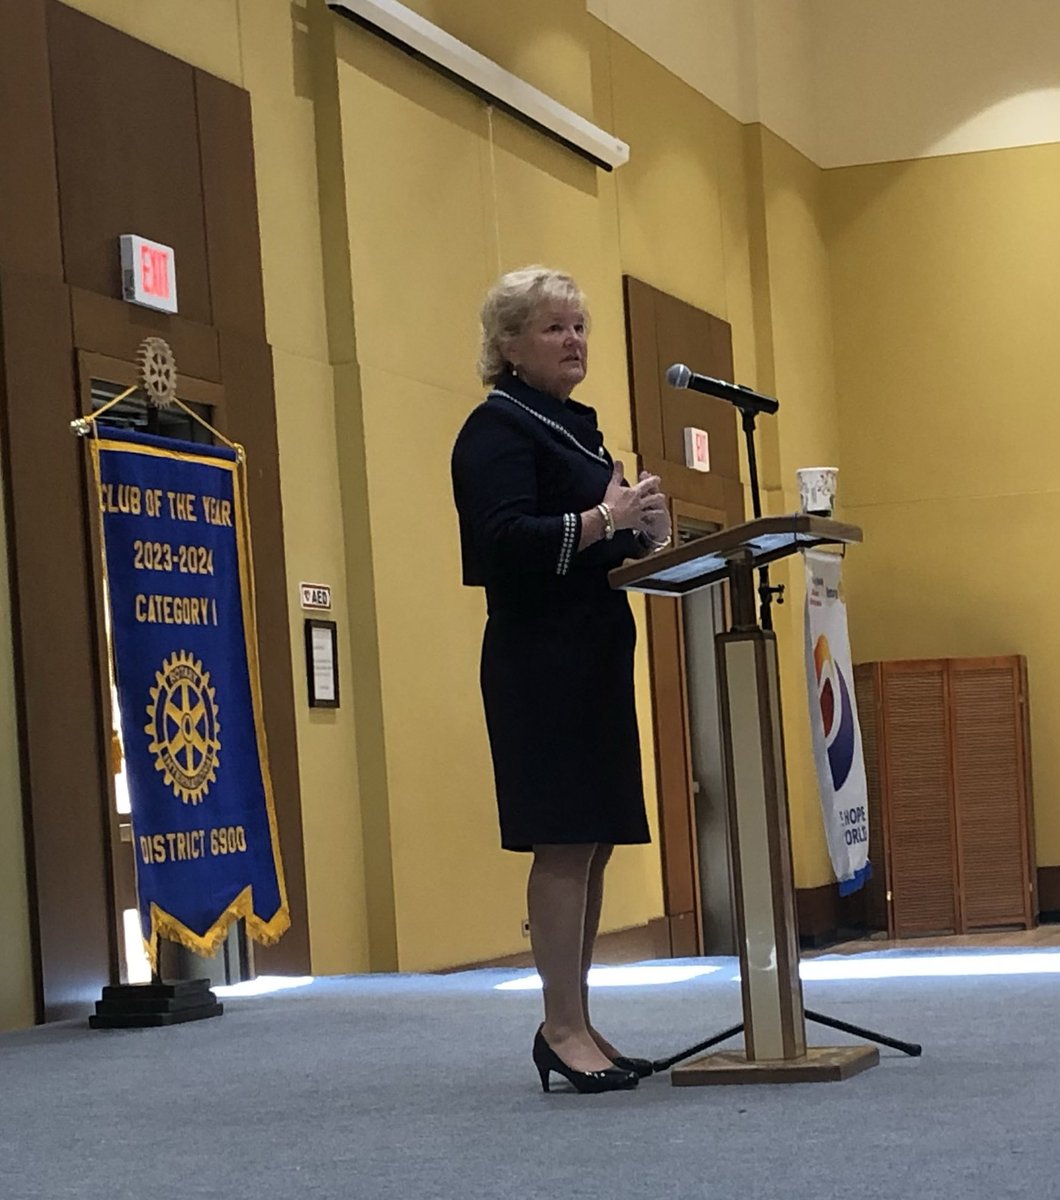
[797,467,838,516]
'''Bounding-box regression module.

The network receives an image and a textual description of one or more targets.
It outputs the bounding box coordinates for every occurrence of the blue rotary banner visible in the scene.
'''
[91,427,288,965]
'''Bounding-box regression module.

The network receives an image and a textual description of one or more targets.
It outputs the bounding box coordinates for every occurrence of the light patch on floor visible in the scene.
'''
[494,947,1060,992]
[801,951,1060,981]
[214,975,315,998]
[494,964,723,991]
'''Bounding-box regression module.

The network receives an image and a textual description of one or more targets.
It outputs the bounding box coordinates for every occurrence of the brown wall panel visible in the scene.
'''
[667,911,700,958]
[625,278,744,946]
[646,597,697,917]
[0,3,307,1016]
[652,461,743,521]
[655,318,739,483]
[70,289,221,384]
[0,268,114,1019]
[623,276,740,483]
[0,0,63,278]
[623,277,664,459]
[660,391,739,481]
[795,882,867,947]
[1038,866,1060,915]
[218,330,310,973]
[47,1,212,323]
[195,72,267,339]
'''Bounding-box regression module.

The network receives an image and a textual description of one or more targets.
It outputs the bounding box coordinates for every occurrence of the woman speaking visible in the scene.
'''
[451,266,672,1094]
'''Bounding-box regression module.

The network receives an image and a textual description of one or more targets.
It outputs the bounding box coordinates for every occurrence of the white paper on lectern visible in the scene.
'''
[803,550,870,894]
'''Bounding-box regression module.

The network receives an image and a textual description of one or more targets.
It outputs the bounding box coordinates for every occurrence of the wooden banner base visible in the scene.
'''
[671,1044,879,1087]
[89,978,223,1029]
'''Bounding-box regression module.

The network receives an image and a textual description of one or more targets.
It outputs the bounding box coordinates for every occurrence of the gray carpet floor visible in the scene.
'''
[1,949,1056,1199]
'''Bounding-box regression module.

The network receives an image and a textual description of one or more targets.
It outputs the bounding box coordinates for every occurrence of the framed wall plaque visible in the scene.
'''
[304,619,339,709]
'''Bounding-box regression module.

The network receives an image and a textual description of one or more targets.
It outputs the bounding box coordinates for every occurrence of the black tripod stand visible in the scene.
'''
[654,1007,920,1074]
[652,398,922,1075]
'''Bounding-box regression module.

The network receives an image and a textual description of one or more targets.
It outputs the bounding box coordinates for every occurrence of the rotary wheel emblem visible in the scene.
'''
[137,336,178,408]
[145,651,221,805]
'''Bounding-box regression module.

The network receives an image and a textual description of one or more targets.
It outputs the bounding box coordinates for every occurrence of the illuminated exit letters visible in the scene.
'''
[120,234,179,315]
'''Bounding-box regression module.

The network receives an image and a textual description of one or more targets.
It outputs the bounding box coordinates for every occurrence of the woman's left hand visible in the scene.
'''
[638,471,671,545]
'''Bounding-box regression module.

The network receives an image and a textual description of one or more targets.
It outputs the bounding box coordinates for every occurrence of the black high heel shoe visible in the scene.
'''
[533,1029,639,1094]
[611,1055,654,1078]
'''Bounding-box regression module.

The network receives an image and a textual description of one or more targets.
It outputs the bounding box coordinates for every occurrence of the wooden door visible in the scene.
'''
[623,277,744,954]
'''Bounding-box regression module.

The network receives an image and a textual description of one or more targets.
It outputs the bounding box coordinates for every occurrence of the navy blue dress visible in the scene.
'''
[451,371,651,852]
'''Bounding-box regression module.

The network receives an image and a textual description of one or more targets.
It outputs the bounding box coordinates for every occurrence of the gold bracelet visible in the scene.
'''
[596,502,615,540]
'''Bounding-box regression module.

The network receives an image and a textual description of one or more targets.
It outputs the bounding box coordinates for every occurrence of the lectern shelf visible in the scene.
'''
[609,514,862,597]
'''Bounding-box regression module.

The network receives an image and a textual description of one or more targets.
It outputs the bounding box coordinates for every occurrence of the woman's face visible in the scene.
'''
[505,301,588,399]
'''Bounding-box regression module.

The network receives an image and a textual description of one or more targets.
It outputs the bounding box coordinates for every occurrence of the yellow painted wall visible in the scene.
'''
[328,1,671,970]
[587,0,821,165]
[827,141,1060,864]
[593,1,1060,171]
[240,0,374,976]
[815,0,1060,166]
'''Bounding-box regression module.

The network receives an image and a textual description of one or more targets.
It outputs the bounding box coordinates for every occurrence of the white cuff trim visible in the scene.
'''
[557,512,577,575]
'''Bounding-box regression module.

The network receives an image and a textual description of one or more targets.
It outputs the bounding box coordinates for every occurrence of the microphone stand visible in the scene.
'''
[738,405,785,629]
[650,395,923,1077]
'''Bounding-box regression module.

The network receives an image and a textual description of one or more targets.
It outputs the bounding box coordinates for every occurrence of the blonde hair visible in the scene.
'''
[477,266,589,385]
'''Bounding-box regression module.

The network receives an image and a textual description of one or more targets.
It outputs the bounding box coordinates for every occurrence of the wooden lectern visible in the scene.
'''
[610,514,879,1085]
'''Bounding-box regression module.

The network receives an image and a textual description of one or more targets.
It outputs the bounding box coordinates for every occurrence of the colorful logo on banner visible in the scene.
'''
[91,428,288,965]
[804,550,871,896]
[812,635,856,791]
[145,650,221,805]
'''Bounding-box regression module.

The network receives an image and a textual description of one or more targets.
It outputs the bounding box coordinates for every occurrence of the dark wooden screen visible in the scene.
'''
[857,656,1036,938]
[881,661,959,936]
[950,658,1035,929]
[853,663,891,933]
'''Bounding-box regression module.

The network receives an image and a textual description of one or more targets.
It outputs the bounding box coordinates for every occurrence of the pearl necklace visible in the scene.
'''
[491,389,609,468]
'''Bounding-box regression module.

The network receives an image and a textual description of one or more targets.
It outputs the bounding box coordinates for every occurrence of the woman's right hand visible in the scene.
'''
[603,460,666,534]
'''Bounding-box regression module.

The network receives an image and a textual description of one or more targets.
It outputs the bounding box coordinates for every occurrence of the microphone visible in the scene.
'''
[666,363,779,415]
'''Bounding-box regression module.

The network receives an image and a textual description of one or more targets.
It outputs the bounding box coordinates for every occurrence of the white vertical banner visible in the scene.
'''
[803,550,871,895]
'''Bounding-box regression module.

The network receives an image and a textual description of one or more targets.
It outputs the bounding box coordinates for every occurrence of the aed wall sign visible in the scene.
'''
[299,582,332,611]
[120,234,178,314]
